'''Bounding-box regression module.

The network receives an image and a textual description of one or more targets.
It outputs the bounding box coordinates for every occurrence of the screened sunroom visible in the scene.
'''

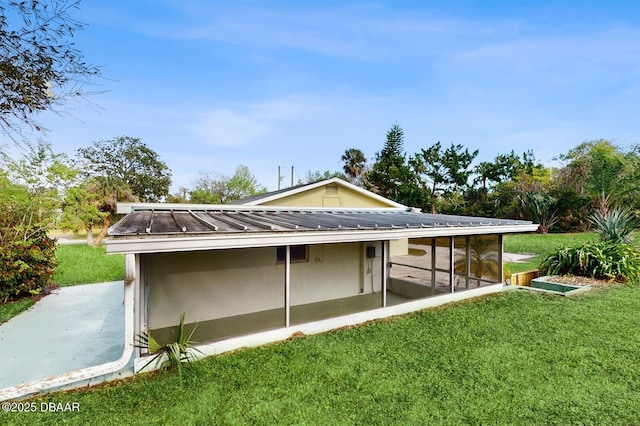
[106,205,537,369]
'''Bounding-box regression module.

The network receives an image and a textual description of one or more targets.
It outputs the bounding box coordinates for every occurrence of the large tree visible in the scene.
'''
[59,180,106,245]
[555,140,634,213]
[0,0,99,140]
[77,136,171,202]
[341,148,367,186]
[410,142,478,213]
[366,123,414,203]
[189,165,266,204]
[76,136,169,245]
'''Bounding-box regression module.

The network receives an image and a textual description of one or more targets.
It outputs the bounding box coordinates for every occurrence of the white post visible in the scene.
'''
[449,237,455,293]
[431,238,436,290]
[498,234,504,284]
[382,241,388,308]
[285,245,291,327]
[465,236,471,289]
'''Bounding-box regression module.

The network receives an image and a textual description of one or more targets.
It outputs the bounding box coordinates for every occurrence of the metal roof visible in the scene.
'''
[109,207,532,237]
[106,207,538,254]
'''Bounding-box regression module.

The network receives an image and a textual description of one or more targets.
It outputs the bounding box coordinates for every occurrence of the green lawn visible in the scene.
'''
[2,283,638,425]
[53,245,124,286]
[0,245,124,323]
[0,298,33,325]
[504,232,598,273]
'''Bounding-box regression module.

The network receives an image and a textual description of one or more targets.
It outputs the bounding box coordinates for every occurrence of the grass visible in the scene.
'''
[2,283,638,424]
[0,298,34,324]
[0,245,124,323]
[504,231,640,274]
[504,232,598,273]
[53,245,124,286]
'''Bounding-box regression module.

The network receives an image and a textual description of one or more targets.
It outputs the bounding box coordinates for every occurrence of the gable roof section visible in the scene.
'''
[230,178,407,208]
[106,206,538,254]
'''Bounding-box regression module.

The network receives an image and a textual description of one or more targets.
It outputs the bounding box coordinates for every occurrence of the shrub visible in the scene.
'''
[588,207,640,245]
[0,228,57,302]
[540,241,640,282]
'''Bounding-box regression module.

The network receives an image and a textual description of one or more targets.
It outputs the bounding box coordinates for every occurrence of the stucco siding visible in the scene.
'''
[261,185,394,208]
[145,242,383,331]
[290,242,380,306]
[146,248,283,329]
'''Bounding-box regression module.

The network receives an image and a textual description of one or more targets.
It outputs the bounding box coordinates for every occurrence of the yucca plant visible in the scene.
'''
[134,312,202,382]
[588,207,640,245]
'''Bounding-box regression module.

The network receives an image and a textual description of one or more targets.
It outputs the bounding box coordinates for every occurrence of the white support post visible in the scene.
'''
[498,234,504,284]
[465,236,471,289]
[285,245,291,327]
[134,254,143,358]
[431,238,436,290]
[449,237,455,293]
[382,240,388,308]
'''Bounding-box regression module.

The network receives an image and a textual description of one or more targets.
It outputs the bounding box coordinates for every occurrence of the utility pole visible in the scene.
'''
[277,166,281,190]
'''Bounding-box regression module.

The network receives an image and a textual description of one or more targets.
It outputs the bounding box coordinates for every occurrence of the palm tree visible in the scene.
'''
[341,148,367,184]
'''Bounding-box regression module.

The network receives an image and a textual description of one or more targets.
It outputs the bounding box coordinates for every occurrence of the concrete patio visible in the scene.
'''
[0,281,128,390]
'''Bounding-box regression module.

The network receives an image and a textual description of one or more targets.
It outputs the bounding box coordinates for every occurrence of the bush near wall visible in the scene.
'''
[0,228,57,303]
[540,241,640,282]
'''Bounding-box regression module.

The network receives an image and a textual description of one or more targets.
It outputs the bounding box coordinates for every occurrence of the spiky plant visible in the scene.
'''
[588,207,640,245]
[134,312,202,382]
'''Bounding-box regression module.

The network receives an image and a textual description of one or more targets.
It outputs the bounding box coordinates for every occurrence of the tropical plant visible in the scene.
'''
[540,241,640,282]
[588,207,640,245]
[518,191,560,233]
[134,313,202,382]
[341,148,367,185]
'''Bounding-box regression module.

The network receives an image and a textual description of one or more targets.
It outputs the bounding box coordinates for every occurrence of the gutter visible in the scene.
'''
[0,255,136,402]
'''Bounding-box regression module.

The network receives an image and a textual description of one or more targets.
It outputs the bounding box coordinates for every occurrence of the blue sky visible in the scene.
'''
[30,0,640,191]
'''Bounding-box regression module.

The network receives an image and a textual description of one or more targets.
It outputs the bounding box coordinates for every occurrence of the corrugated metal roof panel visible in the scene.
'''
[109,208,533,237]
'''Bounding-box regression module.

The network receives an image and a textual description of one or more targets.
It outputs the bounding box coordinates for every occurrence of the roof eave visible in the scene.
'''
[105,224,540,255]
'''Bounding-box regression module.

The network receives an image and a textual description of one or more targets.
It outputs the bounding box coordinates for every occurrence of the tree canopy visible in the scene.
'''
[366,123,414,203]
[351,123,635,233]
[0,0,99,139]
[77,136,171,202]
[187,165,266,204]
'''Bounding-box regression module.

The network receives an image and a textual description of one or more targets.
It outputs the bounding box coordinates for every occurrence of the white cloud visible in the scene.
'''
[189,98,322,146]
[191,109,269,146]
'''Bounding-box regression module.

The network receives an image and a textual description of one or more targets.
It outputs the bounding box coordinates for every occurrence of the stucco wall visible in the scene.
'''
[261,184,394,208]
[145,242,383,330]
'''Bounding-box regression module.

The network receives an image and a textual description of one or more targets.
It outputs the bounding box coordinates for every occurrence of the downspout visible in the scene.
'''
[0,254,136,402]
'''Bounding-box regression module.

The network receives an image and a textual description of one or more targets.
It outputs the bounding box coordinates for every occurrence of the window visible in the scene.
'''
[277,245,308,263]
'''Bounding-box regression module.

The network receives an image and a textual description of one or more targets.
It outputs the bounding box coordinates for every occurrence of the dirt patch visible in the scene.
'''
[544,275,621,288]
